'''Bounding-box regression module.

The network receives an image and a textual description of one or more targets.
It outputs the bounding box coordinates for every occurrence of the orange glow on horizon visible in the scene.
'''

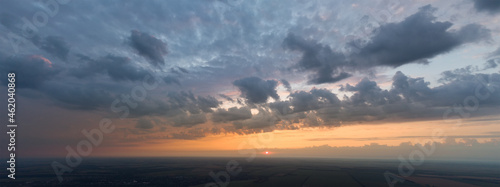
[85,116,500,157]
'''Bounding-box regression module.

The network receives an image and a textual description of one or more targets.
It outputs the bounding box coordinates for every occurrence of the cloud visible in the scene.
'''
[233,77,280,104]
[341,78,394,106]
[212,107,252,122]
[483,59,498,70]
[489,47,500,58]
[71,54,151,82]
[0,55,59,88]
[289,88,340,113]
[218,94,234,102]
[263,69,500,127]
[41,82,114,110]
[128,30,168,66]
[1,0,499,146]
[119,90,221,119]
[353,5,490,67]
[282,5,490,85]
[171,112,207,127]
[281,79,292,92]
[473,0,500,14]
[165,91,221,114]
[233,108,279,130]
[283,33,351,84]
[163,76,181,86]
[37,36,71,61]
[135,118,155,129]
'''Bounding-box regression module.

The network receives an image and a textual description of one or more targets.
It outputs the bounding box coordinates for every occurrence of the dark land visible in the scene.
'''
[1,157,499,186]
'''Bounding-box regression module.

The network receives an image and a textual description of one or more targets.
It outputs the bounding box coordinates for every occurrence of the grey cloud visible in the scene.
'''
[353,5,490,67]
[288,88,340,113]
[37,36,70,61]
[431,72,500,107]
[233,108,279,130]
[71,54,151,82]
[264,70,500,127]
[269,101,292,116]
[171,112,207,127]
[233,77,279,104]
[125,91,221,118]
[197,95,221,113]
[41,82,114,110]
[0,13,70,61]
[212,107,252,122]
[342,78,395,106]
[473,0,500,14]
[489,47,500,58]
[166,91,221,114]
[283,33,350,84]
[163,76,181,86]
[0,55,59,88]
[177,67,189,74]
[282,6,490,85]
[135,118,155,129]
[483,59,498,70]
[128,30,168,66]
[281,79,292,92]
[218,94,234,102]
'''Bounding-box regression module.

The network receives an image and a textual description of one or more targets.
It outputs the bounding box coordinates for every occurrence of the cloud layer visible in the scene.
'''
[0,0,498,146]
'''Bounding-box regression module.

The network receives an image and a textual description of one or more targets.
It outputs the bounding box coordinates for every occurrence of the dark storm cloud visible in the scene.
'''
[0,55,59,88]
[171,112,207,127]
[41,82,115,110]
[197,95,221,113]
[233,77,280,104]
[353,5,491,67]
[163,76,181,86]
[283,33,351,84]
[282,5,490,85]
[177,67,189,74]
[119,90,221,120]
[280,79,292,92]
[37,36,70,61]
[128,30,168,66]
[135,118,155,129]
[341,78,394,106]
[0,13,17,30]
[288,88,340,113]
[71,54,151,82]
[212,107,252,122]
[0,13,70,60]
[473,0,500,14]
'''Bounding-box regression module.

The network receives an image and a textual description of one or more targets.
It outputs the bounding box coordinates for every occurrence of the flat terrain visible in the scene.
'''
[1,157,499,186]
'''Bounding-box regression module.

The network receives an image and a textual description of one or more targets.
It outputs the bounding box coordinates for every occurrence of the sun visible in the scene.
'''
[265,151,269,155]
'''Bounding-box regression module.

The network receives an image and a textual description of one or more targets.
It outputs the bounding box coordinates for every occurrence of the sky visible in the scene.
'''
[0,0,500,161]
